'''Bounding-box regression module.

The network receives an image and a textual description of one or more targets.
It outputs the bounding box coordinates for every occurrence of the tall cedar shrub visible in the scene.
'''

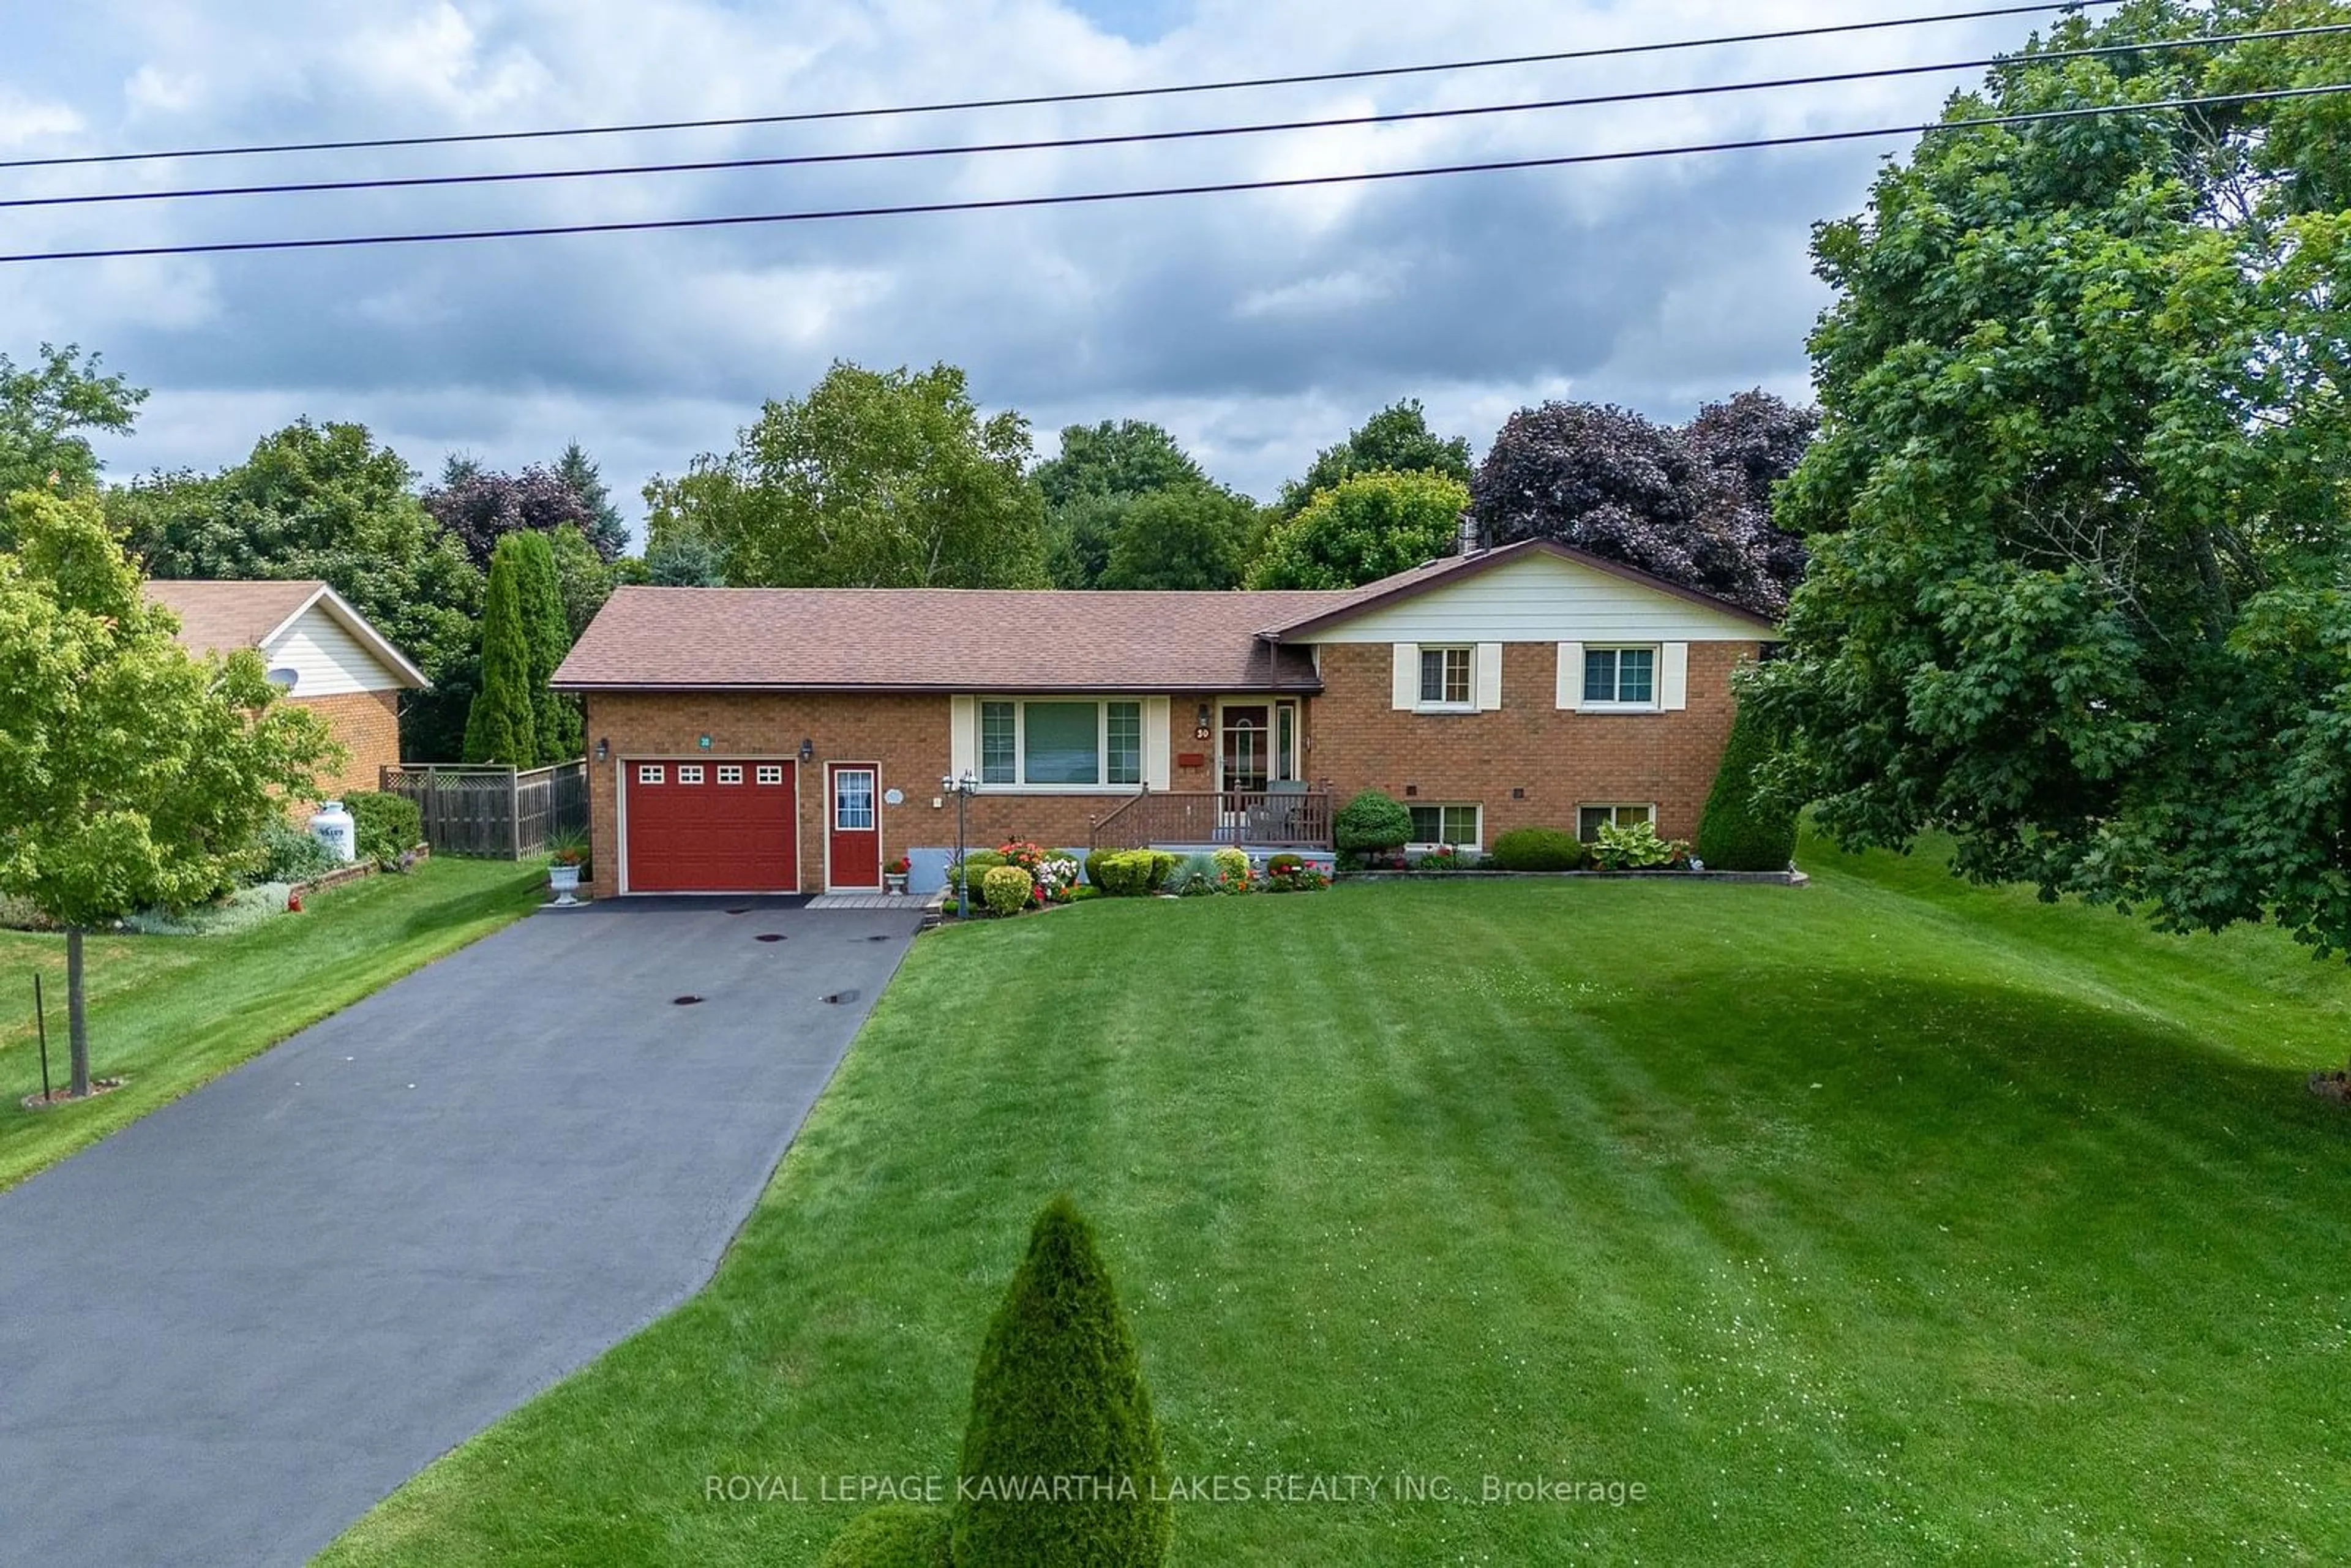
[1334,789,1412,857]
[1695,699,1799,871]
[508,529,583,762]
[953,1196,1170,1568]
[462,534,538,765]
[816,1502,954,1567]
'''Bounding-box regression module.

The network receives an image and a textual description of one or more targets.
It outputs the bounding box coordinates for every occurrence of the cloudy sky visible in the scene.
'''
[3,0,2057,539]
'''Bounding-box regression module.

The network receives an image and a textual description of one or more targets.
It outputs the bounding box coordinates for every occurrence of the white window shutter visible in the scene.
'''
[949,695,977,778]
[1142,696,1171,789]
[1474,643,1503,710]
[1392,643,1420,710]
[1556,643,1584,710]
[1661,643,1689,711]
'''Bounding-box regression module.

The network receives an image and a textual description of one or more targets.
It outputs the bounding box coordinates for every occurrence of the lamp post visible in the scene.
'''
[942,769,980,920]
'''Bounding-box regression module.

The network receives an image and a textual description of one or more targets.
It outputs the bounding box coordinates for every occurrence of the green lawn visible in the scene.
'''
[322,841,2351,1566]
[0,858,546,1191]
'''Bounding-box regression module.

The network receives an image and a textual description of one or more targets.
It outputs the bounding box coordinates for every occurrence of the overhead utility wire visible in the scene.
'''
[14,21,2339,214]
[4,83,2332,266]
[0,1,2123,171]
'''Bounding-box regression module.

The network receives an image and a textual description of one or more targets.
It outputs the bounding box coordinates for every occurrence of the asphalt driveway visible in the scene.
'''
[0,899,924,1567]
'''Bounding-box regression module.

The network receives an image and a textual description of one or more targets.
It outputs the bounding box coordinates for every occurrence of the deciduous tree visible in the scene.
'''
[0,490,334,1096]
[1249,468,1469,588]
[1275,399,1472,517]
[0,343,145,515]
[1746,0,2351,950]
[1468,392,1811,615]
[1034,421,1209,587]
[1098,486,1253,591]
[647,362,1048,588]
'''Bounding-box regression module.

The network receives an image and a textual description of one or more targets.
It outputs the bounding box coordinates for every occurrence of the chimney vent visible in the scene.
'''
[1455,510,1482,557]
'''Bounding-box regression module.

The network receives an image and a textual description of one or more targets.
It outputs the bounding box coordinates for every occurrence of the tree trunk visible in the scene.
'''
[66,926,90,1098]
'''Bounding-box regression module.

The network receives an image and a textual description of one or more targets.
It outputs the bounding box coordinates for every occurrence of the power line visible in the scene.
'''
[4,83,2327,266]
[0,1,2123,173]
[15,21,2336,214]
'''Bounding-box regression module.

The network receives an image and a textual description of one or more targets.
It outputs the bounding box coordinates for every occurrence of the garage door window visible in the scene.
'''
[637,764,664,784]
[757,765,783,784]
[717,765,742,784]
[678,764,704,784]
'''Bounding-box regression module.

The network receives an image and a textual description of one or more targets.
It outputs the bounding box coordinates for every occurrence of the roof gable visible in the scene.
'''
[1262,539,1777,643]
[143,579,429,689]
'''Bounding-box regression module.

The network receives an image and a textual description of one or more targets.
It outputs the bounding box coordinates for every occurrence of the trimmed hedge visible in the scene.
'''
[1490,827,1588,871]
[950,849,1008,896]
[1695,700,1799,871]
[953,1196,1170,1567]
[1335,790,1412,856]
[816,1503,953,1567]
[342,790,422,867]
[1093,849,1176,897]
[1084,848,1119,890]
[981,864,1035,917]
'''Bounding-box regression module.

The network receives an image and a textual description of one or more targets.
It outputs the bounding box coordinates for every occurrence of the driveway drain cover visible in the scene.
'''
[673,994,705,1006]
[756,933,787,943]
[822,989,861,1005]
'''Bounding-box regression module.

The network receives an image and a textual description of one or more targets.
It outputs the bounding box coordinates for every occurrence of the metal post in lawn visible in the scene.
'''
[943,769,978,921]
[33,972,50,1105]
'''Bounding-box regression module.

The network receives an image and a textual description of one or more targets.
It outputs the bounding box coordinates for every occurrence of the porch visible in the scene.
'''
[1087,787,1335,851]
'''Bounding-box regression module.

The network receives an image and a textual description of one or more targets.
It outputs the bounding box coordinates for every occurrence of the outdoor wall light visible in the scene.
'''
[594,738,609,762]
[798,737,815,762]
[1194,701,1212,740]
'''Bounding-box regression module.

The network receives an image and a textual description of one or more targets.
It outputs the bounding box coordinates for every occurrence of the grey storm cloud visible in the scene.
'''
[0,0,2048,527]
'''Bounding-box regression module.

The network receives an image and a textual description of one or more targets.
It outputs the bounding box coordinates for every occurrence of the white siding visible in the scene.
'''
[263,603,404,696]
[1310,550,1768,643]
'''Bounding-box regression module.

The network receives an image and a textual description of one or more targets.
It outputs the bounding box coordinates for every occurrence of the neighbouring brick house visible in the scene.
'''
[554,539,1775,898]
[145,579,429,803]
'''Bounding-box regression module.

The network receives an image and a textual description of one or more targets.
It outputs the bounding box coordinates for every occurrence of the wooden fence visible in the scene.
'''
[378,762,588,859]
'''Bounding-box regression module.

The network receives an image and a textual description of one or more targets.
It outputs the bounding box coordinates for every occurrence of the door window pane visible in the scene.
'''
[834,770,876,830]
[1024,702,1100,785]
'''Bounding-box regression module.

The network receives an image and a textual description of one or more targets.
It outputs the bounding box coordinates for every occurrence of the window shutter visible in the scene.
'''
[1392,643,1420,710]
[1661,643,1689,711]
[1556,643,1584,710]
[949,695,976,778]
[1474,643,1503,710]
[1143,696,1171,789]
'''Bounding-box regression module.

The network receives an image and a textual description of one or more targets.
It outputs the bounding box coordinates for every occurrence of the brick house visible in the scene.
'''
[145,579,429,803]
[551,539,1774,897]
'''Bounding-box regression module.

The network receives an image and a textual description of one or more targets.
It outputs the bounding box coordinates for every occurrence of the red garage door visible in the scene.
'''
[623,759,797,893]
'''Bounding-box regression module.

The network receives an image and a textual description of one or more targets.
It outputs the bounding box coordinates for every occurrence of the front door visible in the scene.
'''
[1220,705,1269,835]
[827,763,881,890]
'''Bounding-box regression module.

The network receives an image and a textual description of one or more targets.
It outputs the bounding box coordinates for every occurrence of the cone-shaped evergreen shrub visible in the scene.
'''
[1695,698,1799,871]
[953,1196,1170,1568]
[816,1502,954,1567]
[511,529,584,762]
[462,535,538,764]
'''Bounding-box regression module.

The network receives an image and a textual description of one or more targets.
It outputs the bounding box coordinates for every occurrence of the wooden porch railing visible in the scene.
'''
[1088,789,1333,850]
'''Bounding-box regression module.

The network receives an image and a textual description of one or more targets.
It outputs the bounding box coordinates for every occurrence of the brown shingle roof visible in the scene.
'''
[143,579,325,657]
[553,586,1351,692]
